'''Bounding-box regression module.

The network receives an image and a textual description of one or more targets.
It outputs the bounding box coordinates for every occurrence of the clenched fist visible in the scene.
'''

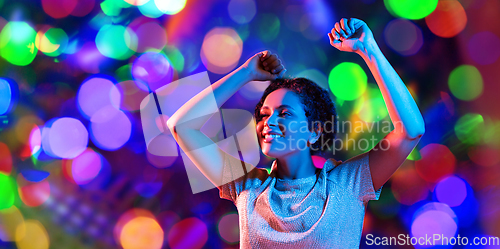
[328,18,376,56]
[241,51,287,81]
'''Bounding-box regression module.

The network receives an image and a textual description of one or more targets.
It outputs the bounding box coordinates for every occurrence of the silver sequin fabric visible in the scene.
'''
[218,152,383,249]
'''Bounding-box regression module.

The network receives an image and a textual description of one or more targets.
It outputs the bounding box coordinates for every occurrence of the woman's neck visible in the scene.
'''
[275,150,317,180]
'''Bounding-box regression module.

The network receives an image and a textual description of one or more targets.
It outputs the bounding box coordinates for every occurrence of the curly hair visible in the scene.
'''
[254,77,337,155]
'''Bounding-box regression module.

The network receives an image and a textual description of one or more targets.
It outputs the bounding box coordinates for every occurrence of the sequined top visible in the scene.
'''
[218,152,383,248]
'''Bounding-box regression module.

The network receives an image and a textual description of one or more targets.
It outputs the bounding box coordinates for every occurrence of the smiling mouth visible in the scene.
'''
[262,134,284,143]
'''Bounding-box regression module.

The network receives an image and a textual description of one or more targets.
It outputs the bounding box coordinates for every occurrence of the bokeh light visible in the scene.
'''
[296,68,329,90]
[90,106,131,150]
[0,206,25,242]
[0,78,12,115]
[0,142,12,174]
[425,0,467,38]
[138,0,164,18]
[29,125,42,158]
[35,28,68,57]
[312,155,327,169]
[168,217,208,249]
[228,0,256,24]
[42,0,77,19]
[75,41,108,74]
[300,1,334,41]
[448,65,483,101]
[483,119,500,148]
[0,22,37,66]
[468,145,500,167]
[14,115,44,149]
[70,0,95,17]
[125,0,150,6]
[146,149,177,168]
[391,161,428,205]
[132,51,174,91]
[113,208,164,248]
[355,84,389,122]
[95,24,138,60]
[15,220,50,249]
[411,202,457,245]
[120,216,164,249]
[154,0,186,15]
[65,148,103,185]
[200,27,243,74]
[165,46,185,72]
[468,31,500,65]
[77,76,121,119]
[435,176,467,207]
[116,80,150,112]
[256,13,280,43]
[384,0,438,20]
[134,181,163,197]
[0,173,15,210]
[217,212,239,243]
[41,117,88,159]
[17,174,50,207]
[128,18,167,53]
[19,170,49,183]
[449,182,478,228]
[328,62,367,101]
[383,19,423,56]
[238,80,269,101]
[415,143,456,183]
[454,113,484,145]
[407,147,422,161]
[100,0,128,17]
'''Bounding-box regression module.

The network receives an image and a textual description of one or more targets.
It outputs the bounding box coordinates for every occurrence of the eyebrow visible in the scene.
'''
[260,105,295,111]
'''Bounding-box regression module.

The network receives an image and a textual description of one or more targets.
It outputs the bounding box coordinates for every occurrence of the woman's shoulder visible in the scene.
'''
[325,153,369,180]
[324,157,343,174]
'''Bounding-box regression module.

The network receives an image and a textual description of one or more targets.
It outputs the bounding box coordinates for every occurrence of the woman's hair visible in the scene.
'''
[254,77,337,155]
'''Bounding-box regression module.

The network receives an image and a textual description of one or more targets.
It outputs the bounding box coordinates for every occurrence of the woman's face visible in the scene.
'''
[256,88,316,158]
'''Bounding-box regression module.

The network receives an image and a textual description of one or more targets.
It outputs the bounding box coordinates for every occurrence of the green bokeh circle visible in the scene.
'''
[454,113,484,145]
[43,28,68,57]
[0,22,38,66]
[384,0,438,20]
[448,65,483,101]
[328,62,367,101]
[96,24,138,60]
[0,173,15,210]
[356,84,389,122]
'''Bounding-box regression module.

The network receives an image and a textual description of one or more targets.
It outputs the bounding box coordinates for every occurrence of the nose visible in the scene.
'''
[264,112,279,128]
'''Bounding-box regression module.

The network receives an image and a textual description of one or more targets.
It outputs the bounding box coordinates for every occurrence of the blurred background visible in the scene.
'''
[0,0,499,248]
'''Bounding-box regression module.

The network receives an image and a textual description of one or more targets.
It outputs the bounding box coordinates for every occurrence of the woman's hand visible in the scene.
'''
[328,18,376,56]
[241,50,286,81]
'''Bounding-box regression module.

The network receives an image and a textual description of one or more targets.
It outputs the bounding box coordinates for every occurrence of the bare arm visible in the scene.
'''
[329,18,425,191]
[167,51,286,187]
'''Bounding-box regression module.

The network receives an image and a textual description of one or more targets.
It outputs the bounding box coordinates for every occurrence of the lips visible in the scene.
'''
[262,130,284,143]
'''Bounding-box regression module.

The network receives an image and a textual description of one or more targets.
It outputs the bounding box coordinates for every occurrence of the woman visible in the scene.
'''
[167,18,425,248]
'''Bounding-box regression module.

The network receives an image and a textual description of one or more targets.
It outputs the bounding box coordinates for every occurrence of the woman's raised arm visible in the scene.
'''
[167,51,286,187]
[328,18,425,191]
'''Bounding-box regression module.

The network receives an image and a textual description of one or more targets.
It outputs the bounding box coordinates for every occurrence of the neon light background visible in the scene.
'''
[0,0,499,248]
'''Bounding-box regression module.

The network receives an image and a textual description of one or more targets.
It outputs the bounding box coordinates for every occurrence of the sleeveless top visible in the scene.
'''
[218,152,383,248]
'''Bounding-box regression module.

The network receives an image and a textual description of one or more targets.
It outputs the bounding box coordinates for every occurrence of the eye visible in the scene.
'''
[280,111,291,117]
[258,113,268,121]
